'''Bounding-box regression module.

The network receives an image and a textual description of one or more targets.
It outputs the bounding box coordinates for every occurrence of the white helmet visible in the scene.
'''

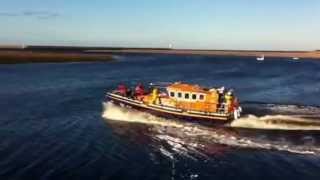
[218,86,225,93]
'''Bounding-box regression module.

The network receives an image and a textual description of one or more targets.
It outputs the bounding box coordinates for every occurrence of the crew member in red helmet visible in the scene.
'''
[118,84,128,96]
[135,83,145,96]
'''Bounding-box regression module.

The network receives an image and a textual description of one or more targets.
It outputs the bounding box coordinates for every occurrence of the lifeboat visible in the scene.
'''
[105,82,242,123]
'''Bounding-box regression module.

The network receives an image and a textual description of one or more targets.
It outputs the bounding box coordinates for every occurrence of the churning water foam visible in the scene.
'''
[102,102,320,155]
[102,102,184,128]
[230,114,320,130]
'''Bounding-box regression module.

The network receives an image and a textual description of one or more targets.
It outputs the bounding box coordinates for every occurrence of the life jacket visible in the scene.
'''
[224,94,233,113]
[150,88,159,104]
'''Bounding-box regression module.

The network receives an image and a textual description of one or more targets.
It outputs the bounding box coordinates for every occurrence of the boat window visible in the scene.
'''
[185,93,189,99]
[192,94,197,100]
[199,94,204,100]
[170,92,175,97]
[178,92,182,98]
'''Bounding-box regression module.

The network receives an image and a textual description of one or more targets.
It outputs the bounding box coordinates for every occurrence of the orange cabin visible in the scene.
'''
[166,82,220,113]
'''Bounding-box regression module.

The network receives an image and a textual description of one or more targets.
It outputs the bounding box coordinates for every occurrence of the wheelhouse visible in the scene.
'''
[166,82,221,113]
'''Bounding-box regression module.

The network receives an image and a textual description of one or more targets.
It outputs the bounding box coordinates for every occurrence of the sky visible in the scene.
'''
[0,0,319,50]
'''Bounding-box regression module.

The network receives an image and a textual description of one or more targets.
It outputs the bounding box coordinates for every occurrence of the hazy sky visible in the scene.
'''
[0,0,319,50]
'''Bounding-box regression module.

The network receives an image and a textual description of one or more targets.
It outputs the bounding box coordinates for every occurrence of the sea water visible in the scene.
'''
[1,55,320,179]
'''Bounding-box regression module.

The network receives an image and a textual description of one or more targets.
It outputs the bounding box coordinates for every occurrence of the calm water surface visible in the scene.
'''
[1,55,320,179]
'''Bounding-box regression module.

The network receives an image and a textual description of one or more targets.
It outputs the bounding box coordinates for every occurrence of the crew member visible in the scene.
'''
[151,88,160,104]
[224,90,233,113]
[233,97,239,110]
[135,83,145,96]
[217,86,225,111]
[118,84,128,96]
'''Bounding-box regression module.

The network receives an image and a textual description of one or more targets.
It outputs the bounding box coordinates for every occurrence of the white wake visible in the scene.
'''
[102,102,320,156]
[102,102,184,128]
[230,114,320,130]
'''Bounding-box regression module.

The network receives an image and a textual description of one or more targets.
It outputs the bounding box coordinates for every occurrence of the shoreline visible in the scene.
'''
[1,46,320,64]
[88,49,320,59]
[0,50,113,64]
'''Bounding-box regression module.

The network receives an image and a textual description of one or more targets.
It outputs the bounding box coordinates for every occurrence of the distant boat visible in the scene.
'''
[256,55,265,61]
[292,57,300,60]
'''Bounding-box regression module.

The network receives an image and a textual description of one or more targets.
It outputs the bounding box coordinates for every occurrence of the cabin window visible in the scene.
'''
[170,92,175,97]
[185,93,189,99]
[199,94,204,100]
[192,94,197,100]
[178,92,182,98]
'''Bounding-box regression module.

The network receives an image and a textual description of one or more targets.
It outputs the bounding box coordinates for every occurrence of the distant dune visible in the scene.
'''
[0,45,25,50]
[0,50,113,64]
[1,45,320,64]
